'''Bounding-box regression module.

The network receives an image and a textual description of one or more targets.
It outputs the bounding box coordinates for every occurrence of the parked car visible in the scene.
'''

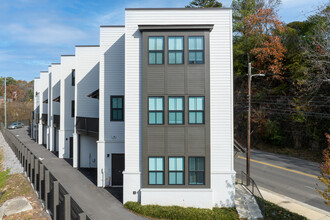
[8,122,24,129]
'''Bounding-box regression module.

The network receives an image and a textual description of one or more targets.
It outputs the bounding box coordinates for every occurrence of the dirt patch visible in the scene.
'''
[0,148,50,219]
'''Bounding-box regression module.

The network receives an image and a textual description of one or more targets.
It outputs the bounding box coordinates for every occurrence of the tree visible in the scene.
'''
[317,133,330,206]
[243,8,286,79]
[186,0,222,8]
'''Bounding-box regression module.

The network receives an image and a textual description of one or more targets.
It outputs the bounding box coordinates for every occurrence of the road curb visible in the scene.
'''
[259,187,330,220]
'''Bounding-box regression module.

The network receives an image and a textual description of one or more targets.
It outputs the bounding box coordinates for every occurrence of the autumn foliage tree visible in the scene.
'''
[243,8,286,79]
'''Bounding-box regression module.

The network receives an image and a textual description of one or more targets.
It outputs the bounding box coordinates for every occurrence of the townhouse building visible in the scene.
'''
[73,46,100,170]
[59,55,76,159]
[32,7,234,209]
[50,63,61,154]
[32,77,40,141]
[97,26,125,187]
[38,71,49,147]
[123,8,234,208]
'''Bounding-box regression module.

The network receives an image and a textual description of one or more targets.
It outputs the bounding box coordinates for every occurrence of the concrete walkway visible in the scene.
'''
[260,187,330,220]
[235,184,263,220]
[9,127,145,220]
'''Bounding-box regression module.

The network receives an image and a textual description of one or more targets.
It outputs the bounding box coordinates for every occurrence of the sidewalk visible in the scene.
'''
[9,127,144,220]
[260,187,330,220]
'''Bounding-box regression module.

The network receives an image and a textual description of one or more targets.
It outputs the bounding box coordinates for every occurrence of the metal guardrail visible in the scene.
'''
[0,123,91,220]
[241,171,265,216]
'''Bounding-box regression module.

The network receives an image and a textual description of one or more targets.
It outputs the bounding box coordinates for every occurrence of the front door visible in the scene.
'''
[112,154,124,186]
[69,137,73,158]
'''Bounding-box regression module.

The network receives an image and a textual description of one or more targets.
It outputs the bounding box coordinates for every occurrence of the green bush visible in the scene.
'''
[124,202,238,220]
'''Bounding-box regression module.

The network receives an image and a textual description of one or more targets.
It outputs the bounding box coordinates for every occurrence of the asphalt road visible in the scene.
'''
[234,149,329,212]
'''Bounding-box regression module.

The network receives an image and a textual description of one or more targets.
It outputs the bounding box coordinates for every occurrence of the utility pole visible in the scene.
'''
[246,63,265,185]
[4,77,7,128]
[247,63,251,185]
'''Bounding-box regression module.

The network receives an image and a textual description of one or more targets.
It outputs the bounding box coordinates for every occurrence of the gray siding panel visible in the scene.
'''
[167,127,185,154]
[188,127,205,154]
[147,127,165,154]
[167,66,185,94]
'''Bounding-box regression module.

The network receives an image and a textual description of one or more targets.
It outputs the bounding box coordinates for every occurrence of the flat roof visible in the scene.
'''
[61,55,75,57]
[100,25,125,28]
[40,71,48,73]
[125,7,231,10]
[138,24,214,31]
[51,63,61,65]
[76,45,100,47]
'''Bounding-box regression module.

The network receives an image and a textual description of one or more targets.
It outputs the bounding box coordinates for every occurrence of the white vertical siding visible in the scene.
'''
[98,26,125,187]
[38,71,49,145]
[99,27,125,142]
[75,46,99,118]
[59,56,75,158]
[51,64,61,116]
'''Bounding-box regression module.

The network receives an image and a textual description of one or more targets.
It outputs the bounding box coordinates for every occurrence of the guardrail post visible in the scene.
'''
[31,154,35,183]
[39,164,44,199]
[79,213,86,220]
[53,181,59,220]
[64,194,71,220]
[34,159,39,189]
[27,150,31,178]
[45,170,50,210]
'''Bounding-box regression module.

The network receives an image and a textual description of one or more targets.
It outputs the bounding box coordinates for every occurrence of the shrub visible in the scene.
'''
[124,202,238,220]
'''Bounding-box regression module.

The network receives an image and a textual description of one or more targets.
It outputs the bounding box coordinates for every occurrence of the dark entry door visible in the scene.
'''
[112,154,124,186]
[69,137,73,158]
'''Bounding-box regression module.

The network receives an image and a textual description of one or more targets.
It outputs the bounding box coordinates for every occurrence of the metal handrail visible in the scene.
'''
[241,171,265,216]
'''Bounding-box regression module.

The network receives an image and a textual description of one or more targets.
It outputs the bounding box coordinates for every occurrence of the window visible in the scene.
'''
[71,100,75,117]
[148,97,164,124]
[168,97,184,124]
[189,97,204,124]
[149,157,164,184]
[72,69,75,86]
[149,37,164,64]
[188,36,204,64]
[169,157,184,185]
[168,37,184,64]
[111,96,124,121]
[189,157,205,185]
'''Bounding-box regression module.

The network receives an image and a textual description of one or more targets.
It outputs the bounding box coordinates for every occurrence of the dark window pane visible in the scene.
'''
[149,52,156,64]
[156,112,163,124]
[189,112,196,124]
[169,51,176,64]
[149,172,156,184]
[176,112,183,124]
[189,51,195,64]
[169,112,176,124]
[156,52,163,64]
[149,112,156,124]
[176,51,183,64]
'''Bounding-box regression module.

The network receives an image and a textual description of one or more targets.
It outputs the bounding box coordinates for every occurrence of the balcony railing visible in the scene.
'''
[42,114,47,125]
[36,114,40,124]
[53,115,60,128]
[76,116,99,137]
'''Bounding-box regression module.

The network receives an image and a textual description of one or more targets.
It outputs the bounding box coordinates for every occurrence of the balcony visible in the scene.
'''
[42,114,47,125]
[76,116,99,138]
[53,115,60,128]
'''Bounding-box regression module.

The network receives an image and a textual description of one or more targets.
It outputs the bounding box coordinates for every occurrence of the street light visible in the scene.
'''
[247,63,265,185]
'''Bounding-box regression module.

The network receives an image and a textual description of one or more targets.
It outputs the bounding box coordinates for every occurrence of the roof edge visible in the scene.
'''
[125,7,231,10]
[76,45,100,47]
[100,25,125,28]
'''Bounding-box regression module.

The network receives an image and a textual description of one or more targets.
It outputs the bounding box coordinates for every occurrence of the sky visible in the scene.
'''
[0,0,327,81]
